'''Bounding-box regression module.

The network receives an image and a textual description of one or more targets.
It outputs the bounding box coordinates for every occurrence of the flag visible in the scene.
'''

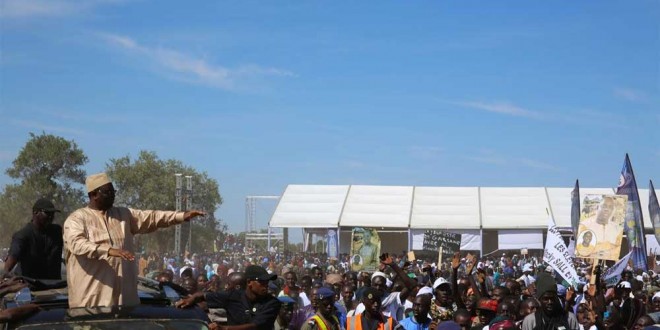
[603,252,633,287]
[615,154,648,271]
[650,180,660,247]
[543,213,580,289]
[571,179,580,237]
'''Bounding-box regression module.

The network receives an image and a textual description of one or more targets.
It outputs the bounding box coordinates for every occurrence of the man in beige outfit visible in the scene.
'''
[63,173,204,308]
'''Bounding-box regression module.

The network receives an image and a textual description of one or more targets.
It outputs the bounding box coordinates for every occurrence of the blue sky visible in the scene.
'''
[1,1,659,242]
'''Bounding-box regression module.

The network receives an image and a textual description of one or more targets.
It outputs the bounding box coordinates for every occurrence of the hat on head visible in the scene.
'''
[362,287,383,301]
[617,281,632,289]
[316,287,335,300]
[523,264,533,272]
[245,265,277,282]
[86,173,112,193]
[535,272,558,299]
[433,277,450,290]
[545,266,553,273]
[652,291,660,302]
[417,286,433,296]
[278,296,296,305]
[476,298,498,312]
[32,198,60,212]
[371,271,389,281]
[326,274,343,285]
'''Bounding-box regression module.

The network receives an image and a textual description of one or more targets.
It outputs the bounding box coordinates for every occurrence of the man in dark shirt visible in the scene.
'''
[177,265,281,330]
[3,198,63,279]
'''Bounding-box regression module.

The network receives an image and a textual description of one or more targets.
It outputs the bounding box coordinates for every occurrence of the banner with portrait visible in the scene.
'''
[350,227,381,272]
[576,194,627,260]
[327,229,339,259]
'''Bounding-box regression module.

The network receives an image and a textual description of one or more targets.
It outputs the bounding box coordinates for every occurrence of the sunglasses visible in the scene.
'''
[96,188,117,195]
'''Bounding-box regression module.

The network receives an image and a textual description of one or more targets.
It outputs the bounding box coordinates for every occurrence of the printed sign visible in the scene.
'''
[421,230,462,259]
[350,227,381,272]
[544,215,580,289]
[576,195,627,260]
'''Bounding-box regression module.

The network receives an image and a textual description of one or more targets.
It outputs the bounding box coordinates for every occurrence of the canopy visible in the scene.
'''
[269,184,657,230]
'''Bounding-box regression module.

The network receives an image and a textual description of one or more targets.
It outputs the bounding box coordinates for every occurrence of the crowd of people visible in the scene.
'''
[1,171,659,329]
[134,248,660,330]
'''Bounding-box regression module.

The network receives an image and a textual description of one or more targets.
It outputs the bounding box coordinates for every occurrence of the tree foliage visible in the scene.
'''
[0,133,88,247]
[105,151,224,253]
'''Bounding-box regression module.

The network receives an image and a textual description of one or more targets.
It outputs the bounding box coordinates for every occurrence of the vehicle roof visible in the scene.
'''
[15,305,209,326]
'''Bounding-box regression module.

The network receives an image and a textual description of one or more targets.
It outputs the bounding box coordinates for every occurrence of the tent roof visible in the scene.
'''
[268,184,658,230]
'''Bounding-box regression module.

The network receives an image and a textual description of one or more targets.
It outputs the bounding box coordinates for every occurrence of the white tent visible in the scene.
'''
[269,184,659,254]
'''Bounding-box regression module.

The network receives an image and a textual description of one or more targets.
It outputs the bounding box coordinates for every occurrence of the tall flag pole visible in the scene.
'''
[649,180,660,251]
[571,179,580,238]
[615,154,648,271]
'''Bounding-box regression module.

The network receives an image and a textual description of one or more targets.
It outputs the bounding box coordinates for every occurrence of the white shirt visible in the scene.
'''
[299,292,312,307]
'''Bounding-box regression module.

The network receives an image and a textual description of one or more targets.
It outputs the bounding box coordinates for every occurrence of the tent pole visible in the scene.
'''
[480,228,483,258]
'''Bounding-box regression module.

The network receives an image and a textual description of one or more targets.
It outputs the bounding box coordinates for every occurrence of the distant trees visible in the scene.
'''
[0,133,88,247]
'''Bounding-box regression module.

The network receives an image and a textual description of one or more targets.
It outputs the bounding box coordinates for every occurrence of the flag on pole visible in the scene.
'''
[650,180,660,248]
[615,154,648,271]
[571,179,580,237]
[603,251,633,287]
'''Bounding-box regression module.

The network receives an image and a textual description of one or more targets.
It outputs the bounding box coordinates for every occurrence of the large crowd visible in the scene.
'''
[138,249,659,330]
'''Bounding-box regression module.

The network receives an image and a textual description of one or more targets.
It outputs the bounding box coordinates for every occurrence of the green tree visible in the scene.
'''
[105,151,223,253]
[0,132,88,247]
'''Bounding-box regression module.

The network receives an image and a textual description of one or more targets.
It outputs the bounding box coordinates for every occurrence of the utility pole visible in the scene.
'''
[174,173,182,255]
[185,175,193,252]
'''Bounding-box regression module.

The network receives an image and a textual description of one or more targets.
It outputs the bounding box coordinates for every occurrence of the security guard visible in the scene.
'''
[302,287,342,330]
[347,287,396,330]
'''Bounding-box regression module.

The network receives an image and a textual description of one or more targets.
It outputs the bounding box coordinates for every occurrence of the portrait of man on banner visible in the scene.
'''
[350,227,381,272]
[576,194,627,260]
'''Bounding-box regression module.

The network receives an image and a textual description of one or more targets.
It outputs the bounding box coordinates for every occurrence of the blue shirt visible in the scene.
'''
[398,316,431,330]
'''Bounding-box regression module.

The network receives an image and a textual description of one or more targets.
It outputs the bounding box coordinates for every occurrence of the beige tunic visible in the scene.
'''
[63,206,184,308]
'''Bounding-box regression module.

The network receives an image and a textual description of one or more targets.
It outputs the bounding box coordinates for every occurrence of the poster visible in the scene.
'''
[421,230,462,260]
[576,194,627,260]
[350,227,381,272]
[327,229,338,259]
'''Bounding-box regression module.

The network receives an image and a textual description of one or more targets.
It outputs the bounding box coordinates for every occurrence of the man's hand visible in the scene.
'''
[566,286,576,301]
[451,252,461,270]
[476,269,486,284]
[0,304,41,322]
[183,210,206,221]
[587,284,596,297]
[379,253,394,266]
[175,292,203,308]
[108,248,135,261]
[465,254,476,275]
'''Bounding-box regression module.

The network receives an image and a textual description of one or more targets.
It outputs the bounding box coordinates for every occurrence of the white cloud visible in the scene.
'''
[99,33,294,91]
[452,101,543,119]
[613,88,647,102]
[465,150,507,165]
[0,0,122,18]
